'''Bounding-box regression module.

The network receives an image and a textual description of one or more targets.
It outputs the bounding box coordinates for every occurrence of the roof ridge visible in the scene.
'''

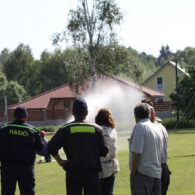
[8,83,69,109]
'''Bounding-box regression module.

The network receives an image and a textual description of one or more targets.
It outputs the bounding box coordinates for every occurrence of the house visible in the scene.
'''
[0,75,165,125]
[142,61,188,102]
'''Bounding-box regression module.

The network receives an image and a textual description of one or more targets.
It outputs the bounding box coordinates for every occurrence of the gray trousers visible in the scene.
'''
[130,171,161,195]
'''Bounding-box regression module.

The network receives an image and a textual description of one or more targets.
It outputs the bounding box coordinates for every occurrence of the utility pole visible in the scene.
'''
[175,60,179,123]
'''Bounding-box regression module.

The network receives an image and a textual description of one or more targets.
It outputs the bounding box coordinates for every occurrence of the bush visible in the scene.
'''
[37,126,59,132]
[163,117,195,129]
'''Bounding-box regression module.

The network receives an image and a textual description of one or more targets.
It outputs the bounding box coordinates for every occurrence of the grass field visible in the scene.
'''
[1,128,195,194]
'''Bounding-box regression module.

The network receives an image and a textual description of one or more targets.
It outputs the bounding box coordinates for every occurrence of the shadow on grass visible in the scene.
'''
[168,130,195,135]
[168,154,195,159]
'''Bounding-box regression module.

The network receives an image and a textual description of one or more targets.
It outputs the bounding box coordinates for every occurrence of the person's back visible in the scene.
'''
[48,98,108,195]
[0,120,43,165]
[131,119,163,178]
[129,103,164,195]
[49,120,107,171]
[0,106,43,195]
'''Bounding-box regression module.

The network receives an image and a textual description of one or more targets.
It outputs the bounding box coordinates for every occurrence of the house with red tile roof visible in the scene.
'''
[0,75,166,124]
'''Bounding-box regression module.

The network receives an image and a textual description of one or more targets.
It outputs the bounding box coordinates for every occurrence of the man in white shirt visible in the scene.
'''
[129,103,164,195]
[149,106,171,195]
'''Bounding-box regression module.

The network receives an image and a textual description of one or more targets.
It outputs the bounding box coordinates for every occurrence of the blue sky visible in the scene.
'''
[0,0,195,59]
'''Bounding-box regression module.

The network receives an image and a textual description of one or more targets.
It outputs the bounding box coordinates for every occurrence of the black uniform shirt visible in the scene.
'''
[48,118,108,172]
[0,120,44,165]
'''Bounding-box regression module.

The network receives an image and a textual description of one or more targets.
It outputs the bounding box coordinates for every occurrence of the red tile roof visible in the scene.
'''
[9,84,81,110]
[8,75,164,110]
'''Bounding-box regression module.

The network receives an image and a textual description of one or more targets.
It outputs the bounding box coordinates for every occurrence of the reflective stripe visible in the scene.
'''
[61,122,101,130]
[70,126,95,134]
[0,124,38,133]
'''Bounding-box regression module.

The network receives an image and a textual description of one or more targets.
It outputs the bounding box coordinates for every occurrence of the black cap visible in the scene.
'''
[141,99,153,107]
[72,98,87,116]
[14,106,28,118]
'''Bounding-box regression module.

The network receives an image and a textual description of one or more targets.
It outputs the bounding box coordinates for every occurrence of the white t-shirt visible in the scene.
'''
[99,126,120,178]
[129,118,164,178]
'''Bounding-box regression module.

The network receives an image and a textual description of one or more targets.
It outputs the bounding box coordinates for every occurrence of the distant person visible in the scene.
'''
[95,108,119,195]
[0,106,44,195]
[129,103,164,195]
[141,99,164,125]
[149,105,171,195]
[48,98,108,195]
[36,131,52,163]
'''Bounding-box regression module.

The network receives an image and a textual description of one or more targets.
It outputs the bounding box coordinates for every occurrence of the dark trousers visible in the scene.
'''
[130,171,161,195]
[100,173,115,195]
[1,164,35,195]
[161,163,171,195]
[66,169,102,195]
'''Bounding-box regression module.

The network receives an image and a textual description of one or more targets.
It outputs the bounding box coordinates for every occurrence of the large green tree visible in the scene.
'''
[156,45,172,66]
[2,44,42,96]
[53,0,123,89]
[170,65,195,119]
[0,72,28,112]
[175,47,195,70]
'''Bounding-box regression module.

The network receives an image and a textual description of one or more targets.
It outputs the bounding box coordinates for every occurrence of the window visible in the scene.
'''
[156,76,164,92]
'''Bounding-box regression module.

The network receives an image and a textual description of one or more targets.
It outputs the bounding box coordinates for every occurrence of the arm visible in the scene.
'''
[131,152,141,175]
[53,154,68,167]
[98,130,109,157]
[48,128,67,167]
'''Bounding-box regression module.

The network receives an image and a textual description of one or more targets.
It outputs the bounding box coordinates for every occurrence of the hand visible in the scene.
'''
[57,159,68,167]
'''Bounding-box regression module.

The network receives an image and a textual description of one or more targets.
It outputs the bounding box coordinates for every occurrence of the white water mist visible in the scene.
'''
[83,80,144,133]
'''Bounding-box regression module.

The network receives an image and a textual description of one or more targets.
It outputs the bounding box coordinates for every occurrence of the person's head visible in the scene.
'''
[134,103,150,123]
[141,99,153,107]
[149,106,156,122]
[95,108,115,129]
[14,106,28,121]
[141,99,156,122]
[40,131,46,137]
[72,98,88,119]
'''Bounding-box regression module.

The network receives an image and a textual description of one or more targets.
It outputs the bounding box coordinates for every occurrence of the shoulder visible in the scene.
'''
[23,123,39,133]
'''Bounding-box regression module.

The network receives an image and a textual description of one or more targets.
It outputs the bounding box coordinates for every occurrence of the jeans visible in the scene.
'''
[100,173,116,195]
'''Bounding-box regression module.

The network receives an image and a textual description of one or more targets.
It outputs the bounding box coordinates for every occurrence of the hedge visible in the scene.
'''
[163,118,195,129]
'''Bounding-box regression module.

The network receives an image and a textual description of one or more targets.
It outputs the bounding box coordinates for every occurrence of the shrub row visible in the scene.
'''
[37,126,59,132]
[163,118,195,129]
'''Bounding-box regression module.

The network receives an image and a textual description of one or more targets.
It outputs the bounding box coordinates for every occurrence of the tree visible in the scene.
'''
[170,65,195,119]
[156,45,172,66]
[175,47,195,70]
[0,48,9,71]
[4,81,29,107]
[0,72,28,112]
[0,72,8,111]
[53,0,123,89]
[3,44,34,88]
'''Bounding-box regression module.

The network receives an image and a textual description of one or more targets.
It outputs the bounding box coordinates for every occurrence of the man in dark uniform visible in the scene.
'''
[0,106,44,195]
[48,98,108,195]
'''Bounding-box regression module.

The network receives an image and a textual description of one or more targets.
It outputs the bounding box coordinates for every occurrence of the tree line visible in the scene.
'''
[0,43,158,110]
[0,43,195,113]
[0,0,194,118]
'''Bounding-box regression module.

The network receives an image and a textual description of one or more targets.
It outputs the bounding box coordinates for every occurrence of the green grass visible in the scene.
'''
[1,129,195,194]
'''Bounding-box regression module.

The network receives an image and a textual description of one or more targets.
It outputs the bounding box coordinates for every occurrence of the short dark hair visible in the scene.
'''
[72,98,88,117]
[141,99,153,107]
[95,108,115,129]
[14,106,28,119]
[134,103,150,119]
